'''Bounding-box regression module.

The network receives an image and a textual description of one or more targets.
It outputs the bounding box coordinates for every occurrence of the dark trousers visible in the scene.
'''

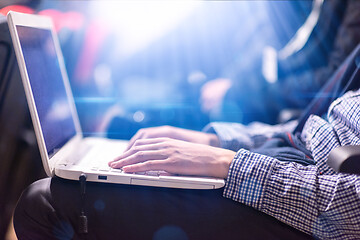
[14,177,311,240]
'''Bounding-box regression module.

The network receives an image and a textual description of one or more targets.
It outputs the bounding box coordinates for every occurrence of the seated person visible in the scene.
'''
[13,77,360,239]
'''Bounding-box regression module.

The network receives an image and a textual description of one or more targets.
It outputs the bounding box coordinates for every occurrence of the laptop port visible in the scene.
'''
[98,175,107,180]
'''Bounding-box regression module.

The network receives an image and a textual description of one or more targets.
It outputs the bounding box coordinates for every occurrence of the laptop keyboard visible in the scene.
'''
[86,147,120,172]
[74,143,164,176]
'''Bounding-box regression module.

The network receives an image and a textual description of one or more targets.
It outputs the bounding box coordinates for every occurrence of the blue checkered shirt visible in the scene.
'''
[204,90,360,239]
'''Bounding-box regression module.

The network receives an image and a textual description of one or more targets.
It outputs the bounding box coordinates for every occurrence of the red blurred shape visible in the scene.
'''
[0,5,34,16]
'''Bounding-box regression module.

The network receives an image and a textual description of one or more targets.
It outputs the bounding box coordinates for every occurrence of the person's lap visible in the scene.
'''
[13,177,312,240]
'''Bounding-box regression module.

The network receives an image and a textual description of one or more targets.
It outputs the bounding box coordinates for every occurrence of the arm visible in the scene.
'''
[108,118,297,176]
[226,149,360,239]
[229,90,360,239]
[203,120,298,151]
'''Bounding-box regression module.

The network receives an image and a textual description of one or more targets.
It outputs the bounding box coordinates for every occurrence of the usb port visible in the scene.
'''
[98,175,107,180]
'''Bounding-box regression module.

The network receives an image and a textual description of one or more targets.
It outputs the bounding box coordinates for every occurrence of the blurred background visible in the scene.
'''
[1,0,312,140]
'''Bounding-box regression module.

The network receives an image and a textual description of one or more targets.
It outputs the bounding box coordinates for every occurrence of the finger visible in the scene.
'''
[125,128,166,151]
[122,159,171,173]
[130,137,170,147]
[110,149,167,169]
[126,126,178,151]
[109,138,171,166]
[125,130,145,151]
[111,137,170,161]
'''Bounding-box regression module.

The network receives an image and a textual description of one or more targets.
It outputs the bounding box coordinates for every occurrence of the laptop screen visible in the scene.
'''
[16,26,76,157]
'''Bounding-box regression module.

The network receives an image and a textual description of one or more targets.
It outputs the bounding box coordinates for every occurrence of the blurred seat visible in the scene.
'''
[328,146,360,175]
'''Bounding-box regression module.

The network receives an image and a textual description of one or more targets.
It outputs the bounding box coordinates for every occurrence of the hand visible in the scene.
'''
[200,78,232,113]
[125,125,220,151]
[109,138,236,179]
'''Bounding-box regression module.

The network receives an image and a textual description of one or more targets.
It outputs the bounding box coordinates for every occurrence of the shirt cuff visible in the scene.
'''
[223,149,275,210]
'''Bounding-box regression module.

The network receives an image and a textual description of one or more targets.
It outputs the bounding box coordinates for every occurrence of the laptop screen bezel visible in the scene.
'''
[7,11,83,176]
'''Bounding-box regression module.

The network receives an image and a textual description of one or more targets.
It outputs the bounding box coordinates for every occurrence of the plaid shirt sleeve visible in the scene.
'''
[223,90,360,239]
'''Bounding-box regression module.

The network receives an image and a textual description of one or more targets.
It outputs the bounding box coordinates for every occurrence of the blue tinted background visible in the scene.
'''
[36,1,312,139]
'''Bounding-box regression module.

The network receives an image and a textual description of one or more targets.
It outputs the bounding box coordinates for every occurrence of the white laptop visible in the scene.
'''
[7,11,225,189]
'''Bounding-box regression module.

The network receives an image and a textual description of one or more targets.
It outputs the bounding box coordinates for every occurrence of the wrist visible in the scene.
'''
[213,149,236,179]
[222,151,236,178]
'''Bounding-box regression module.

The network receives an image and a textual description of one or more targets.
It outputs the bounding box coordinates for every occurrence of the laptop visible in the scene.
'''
[7,11,225,189]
